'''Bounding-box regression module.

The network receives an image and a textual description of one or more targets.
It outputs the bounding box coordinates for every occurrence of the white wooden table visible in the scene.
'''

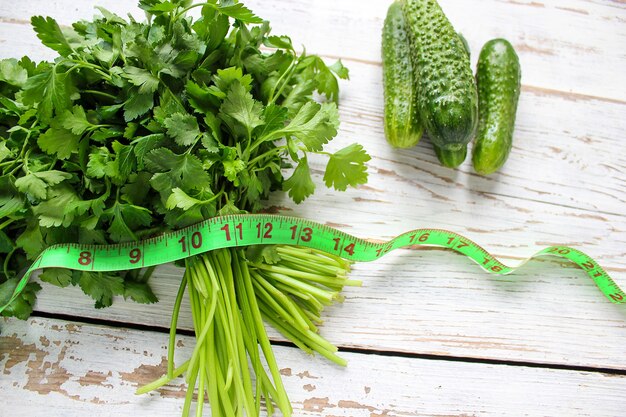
[2,0,626,415]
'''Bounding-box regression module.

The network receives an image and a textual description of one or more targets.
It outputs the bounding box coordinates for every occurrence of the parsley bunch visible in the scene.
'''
[0,0,369,414]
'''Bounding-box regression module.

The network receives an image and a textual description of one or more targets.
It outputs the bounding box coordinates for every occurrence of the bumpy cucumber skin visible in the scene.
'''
[457,32,470,58]
[403,0,478,151]
[472,38,521,175]
[382,0,423,148]
[434,144,467,167]
[431,32,470,168]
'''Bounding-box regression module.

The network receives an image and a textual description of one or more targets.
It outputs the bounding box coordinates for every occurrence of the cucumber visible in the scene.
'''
[472,38,521,175]
[432,32,470,168]
[458,32,471,58]
[382,0,423,148]
[434,144,467,168]
[403,0,478,151]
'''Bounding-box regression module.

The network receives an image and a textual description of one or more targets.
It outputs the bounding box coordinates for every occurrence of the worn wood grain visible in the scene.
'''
[2,317,626,417]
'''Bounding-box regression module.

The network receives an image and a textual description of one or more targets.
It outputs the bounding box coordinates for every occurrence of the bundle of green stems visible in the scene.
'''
[138,245,359,416]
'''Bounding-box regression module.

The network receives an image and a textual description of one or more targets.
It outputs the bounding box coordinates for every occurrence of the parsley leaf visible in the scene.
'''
[211,67,253,95]
[186,80,214,114]
[58,105,94,135]
[164,112,201,146]
[0,142,13,163]
[123,66,160,94]
[15,222,44,259]
[223,156,246,186]
[37,127,80,160]
[329,60,350,80]
[31,185,80,227]
[271,102,339,151]
[123,91,154,121]
[0,58,28,87]
[40,268,73,288]
[324,143,371,191]
[0,279,41,319]
[124,281,158,304]
[78,271,125,309]
[22,67,76,123]
[0,231,13,254]
[104,201,152,242]
[31,16,74,57]
[112,141,137,183]
[217,3,263,24]
[219,81,264,139]
[283,156,315,203]
[166,187,202,210]
[145,148,210,200]
[14,170,72,199]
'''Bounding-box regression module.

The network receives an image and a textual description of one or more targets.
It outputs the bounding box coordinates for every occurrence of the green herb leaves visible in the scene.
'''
[283,157,315,203]
[37,127,80,159]
[31,16,75,57]
[145,148,210,198]
[164,113,201,146]
[0,0,369,320]
[14,171,72,199]
[277,102,339,151]
[22,66,76,123]
[123,66,160,94]
[219,82,264,139]
[324,144,371,191]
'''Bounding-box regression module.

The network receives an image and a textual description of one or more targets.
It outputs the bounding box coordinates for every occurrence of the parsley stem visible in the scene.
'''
[235,250,292,415]
[135,360,190,394]
[172,2,213,22]
[1,119,40,175]
[46,158,58,171]
[268,55,301,105]
[0,219,14,232]
[181,351,200,417]
[83,90,118,101]
[195,335,206,417]
[3,248,16,278]
[247,146,283,166]
[167,273,187,378]
[185,259,218,387]
[0,160,19,169]
[69,61,113,82]
[6,163,24,178]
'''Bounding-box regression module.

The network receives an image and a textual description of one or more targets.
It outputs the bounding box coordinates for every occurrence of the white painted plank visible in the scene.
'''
[333,59,626,216]
[2,317,626,417]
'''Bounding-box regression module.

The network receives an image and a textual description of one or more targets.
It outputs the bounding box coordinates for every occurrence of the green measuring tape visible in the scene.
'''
[2,214,625,312]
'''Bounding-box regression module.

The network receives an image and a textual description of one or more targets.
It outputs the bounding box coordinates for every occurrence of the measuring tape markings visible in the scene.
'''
[1,214,624,312]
